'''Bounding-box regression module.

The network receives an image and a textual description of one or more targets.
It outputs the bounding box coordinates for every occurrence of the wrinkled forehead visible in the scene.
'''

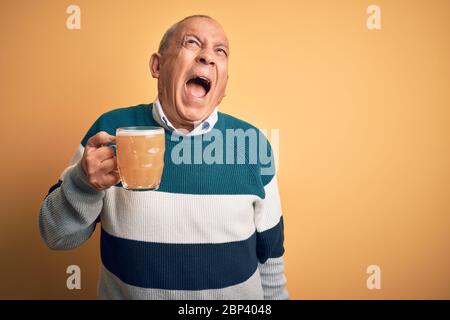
[175,18,229,47]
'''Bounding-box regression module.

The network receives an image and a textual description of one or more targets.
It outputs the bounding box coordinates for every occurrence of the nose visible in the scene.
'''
[196,49,215,66]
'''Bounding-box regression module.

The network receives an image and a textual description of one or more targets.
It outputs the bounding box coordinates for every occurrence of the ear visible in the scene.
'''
[149,53,162,78]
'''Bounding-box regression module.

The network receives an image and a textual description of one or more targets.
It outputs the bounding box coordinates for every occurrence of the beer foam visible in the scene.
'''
[117,128,164,136]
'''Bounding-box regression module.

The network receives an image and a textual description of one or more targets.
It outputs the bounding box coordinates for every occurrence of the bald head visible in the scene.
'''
[158,15,218,54]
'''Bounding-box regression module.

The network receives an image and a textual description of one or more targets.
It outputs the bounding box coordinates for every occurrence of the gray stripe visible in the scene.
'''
[39,161,104,250]
[98,263,264,300]
[258,256,289,300]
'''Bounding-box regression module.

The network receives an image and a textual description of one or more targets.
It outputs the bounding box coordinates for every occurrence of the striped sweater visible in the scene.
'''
[39,103,288,300]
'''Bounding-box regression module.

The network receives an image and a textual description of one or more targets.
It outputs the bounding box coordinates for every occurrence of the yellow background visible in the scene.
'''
[0,0,449,299]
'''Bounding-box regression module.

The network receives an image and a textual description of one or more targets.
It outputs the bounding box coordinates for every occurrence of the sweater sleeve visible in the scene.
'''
[38,144,105,250]
[254,175,289,299]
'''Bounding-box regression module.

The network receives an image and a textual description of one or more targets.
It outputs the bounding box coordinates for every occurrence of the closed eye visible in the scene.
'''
[216,48,228,56]
[184,38,201,48]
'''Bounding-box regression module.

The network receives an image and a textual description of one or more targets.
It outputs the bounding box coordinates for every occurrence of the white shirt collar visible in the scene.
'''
[152,99,218,136]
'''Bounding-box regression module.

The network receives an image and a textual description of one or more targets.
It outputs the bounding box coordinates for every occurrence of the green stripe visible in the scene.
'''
[82,103,275,196]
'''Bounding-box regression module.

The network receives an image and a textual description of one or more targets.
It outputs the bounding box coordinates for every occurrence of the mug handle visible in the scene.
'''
[105,141,117,156]
[104,141,121,179]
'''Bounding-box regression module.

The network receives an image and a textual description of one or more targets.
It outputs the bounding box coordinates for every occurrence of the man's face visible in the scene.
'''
[150,17,229,130]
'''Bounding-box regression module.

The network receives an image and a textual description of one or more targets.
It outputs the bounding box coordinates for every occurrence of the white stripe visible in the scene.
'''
[101,188,259,244]
[254,175,283,232]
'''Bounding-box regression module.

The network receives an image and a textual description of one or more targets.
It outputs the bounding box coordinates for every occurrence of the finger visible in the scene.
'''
[94,146,115,162]
[100,157,117,173]
[103,171,121,186]
[86,131,116,148]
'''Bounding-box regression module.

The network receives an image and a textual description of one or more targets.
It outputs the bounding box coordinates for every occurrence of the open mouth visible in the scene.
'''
[185,76,211,98]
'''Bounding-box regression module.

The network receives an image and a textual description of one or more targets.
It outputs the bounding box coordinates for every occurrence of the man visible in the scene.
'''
[39,15,288,300]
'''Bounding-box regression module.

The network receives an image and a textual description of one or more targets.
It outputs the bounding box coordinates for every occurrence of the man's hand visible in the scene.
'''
[81,131,120,191]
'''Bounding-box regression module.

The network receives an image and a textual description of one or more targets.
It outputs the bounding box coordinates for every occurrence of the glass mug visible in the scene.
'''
[110,126,165,191]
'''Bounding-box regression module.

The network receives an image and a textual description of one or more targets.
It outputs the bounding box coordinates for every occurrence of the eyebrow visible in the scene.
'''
[184,33,202,43]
